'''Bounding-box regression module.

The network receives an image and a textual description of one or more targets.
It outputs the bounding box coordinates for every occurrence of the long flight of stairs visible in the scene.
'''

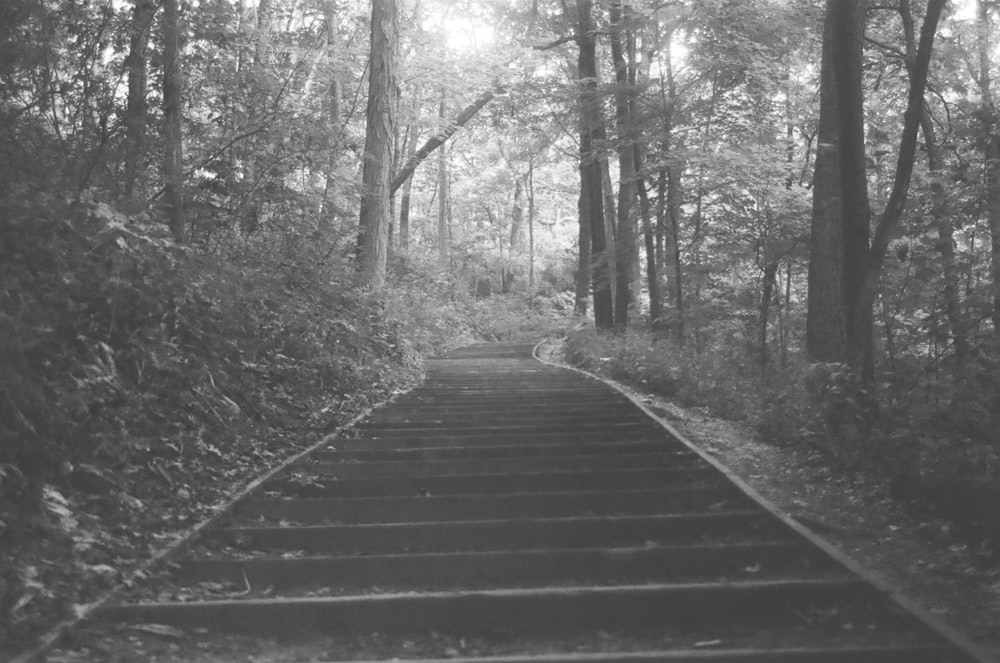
[63,342,993,662]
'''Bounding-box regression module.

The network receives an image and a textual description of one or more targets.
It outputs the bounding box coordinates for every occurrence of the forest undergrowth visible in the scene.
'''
[564,325,1000,548]
[0,199,571,655]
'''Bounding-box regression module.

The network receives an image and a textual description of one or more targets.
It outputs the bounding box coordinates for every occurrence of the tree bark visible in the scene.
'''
[356,0,399,288]
[510,177,525,250]
[319,0,344,235]
[806,7,846,363]
[162,0,184,242]
[758,260,779,370]
[828,0,872,378]
[975,0,1000,336]
[611,0,637,329]
[637,148,661,325]
[576,0,614,329]
[575,186,592,314]
[528,160,536,305]
[123,0,155,204]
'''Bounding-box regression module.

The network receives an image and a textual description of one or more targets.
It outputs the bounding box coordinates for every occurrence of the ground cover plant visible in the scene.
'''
[0,197,569,653]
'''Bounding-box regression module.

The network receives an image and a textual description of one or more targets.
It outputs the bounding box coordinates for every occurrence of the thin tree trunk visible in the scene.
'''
[528,160,536,306]
[667,162,684,342]
[356,0,399,288]
[162,0,184,242]
[437,93,449,266]
[575,0,613,329]
[975,0,1000,336]
[319,0,344,236]
[510,177,525,250]
[758,261,779,370]
[576,187,592,314]
[899,1,968,373]
[637,153,661,325]
[123,0,155,204]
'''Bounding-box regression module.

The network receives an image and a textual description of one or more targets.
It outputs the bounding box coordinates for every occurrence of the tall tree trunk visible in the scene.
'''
[655,168,667,270]
[575,188,592,315]
[806,9,846,363]
[601,157,619,309]
[863,0,946,327]
[575,0,613,329]
[437,142,449,267]
[528,160,536,305]
[637,153,661,325]
[123,0,155,205]
[356,0,399,288]
[436,93,449,266]
[975,0,1000,336]
[396,89,422,251]
[659,30,684,342]
[319,0,344,236]
[611,0,637,329]
[162,0,184,242]
[254,0,274,87]
[899,1,968,373]
[667,162,684,341]
[829,0,872,378]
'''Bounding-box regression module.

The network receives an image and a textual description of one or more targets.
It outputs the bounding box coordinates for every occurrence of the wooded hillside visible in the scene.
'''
[2,0,999,652]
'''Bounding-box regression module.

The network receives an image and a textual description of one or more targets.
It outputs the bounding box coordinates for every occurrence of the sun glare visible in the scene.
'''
[423,12,495,52]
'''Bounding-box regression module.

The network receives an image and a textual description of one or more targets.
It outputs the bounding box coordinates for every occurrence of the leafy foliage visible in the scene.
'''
[0,199,426,647]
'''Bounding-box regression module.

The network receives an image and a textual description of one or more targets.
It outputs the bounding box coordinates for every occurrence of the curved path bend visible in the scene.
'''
[90,341,993,662]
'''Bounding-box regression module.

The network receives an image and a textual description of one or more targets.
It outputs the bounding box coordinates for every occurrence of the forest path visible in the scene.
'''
[63,342,992,661]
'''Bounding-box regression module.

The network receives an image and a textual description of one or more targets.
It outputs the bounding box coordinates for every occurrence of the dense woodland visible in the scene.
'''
[2,0,1000,651]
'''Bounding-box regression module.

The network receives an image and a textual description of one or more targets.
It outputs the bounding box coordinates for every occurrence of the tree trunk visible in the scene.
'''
[510,177,525,250]
[436,93,450,266]
[123,0,155,205]
[758,261,779,370]
[806,8,846,363]
[575,0,613,329]
[976,1,1000,336]
[637,151,661,325]
[356,0,399,289]
[437,139,449,267]
[162,0,184,242]
[667,162,685,341]
[611,0,637,329]
[828,0,872,378]
[601,156,619,307]
[575,187,592,315]
[899,2,968,373]
[319,0,344,236]
[528,160,536,306]
[863,0,946,329]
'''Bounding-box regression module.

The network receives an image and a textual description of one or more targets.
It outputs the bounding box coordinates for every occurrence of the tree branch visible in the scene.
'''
[533,34,577,50]
[866,0,947,292]
[390,84,503,194]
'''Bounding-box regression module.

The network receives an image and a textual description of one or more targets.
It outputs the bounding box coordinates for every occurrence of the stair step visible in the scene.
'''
[235,487,746,524]
[98,579,880,635]
[295,453,699,478]
[201,512,786,555]
[262,468,722,499]
[174,542,836,592]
